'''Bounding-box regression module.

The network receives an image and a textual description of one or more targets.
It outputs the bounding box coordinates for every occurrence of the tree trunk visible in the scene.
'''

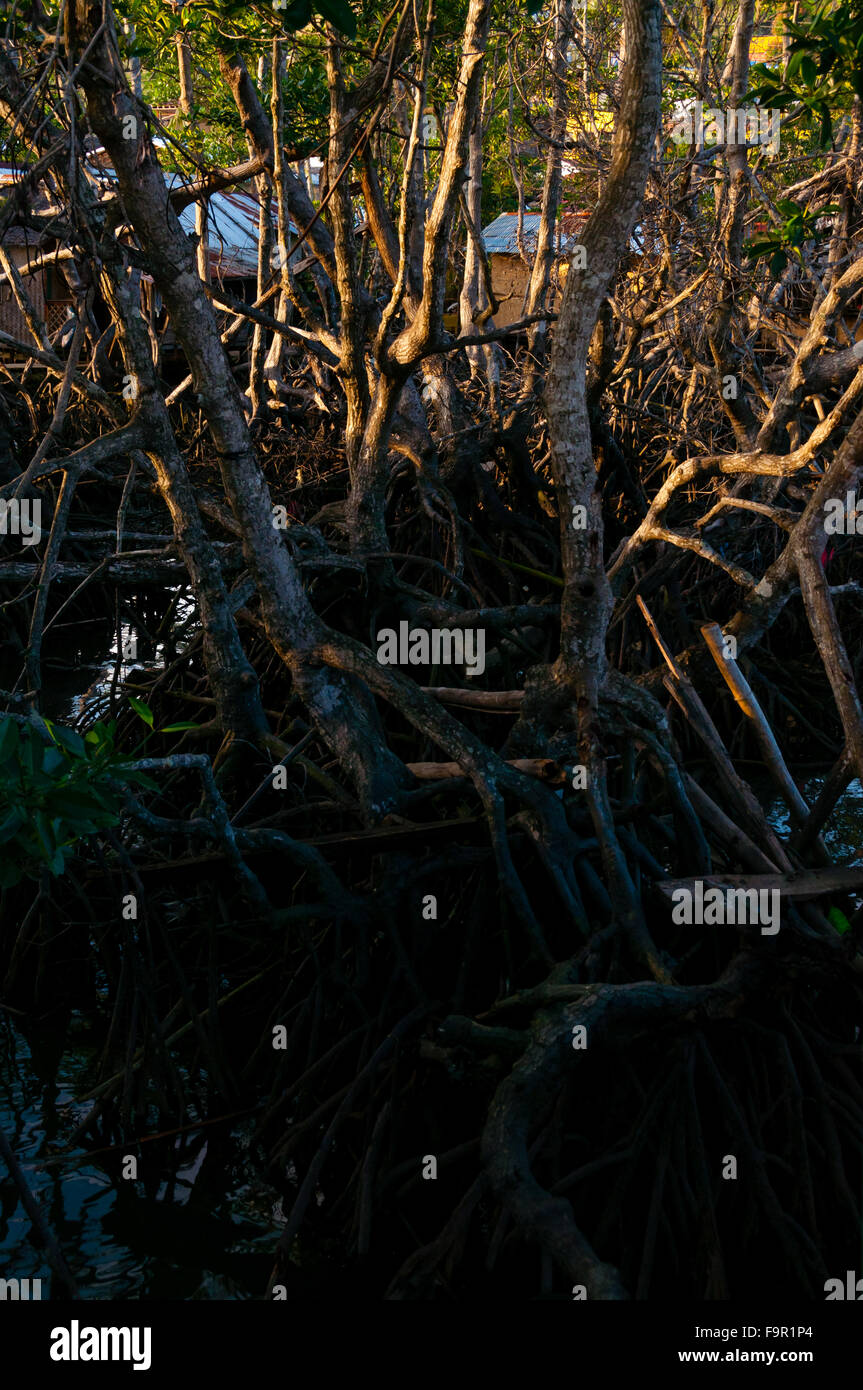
[523,0,573,379]
[543,0,665,980]
[67,0,410,818]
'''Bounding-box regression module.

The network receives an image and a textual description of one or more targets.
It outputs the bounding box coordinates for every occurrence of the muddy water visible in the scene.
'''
[44,588,197,725]
[0,585,197,724]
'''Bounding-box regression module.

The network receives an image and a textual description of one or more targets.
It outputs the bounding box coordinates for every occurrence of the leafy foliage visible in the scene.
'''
[116,0,357,41]
[0,716,154,888]
[827,905,851,935]
[745,198,838,277]
[748,0,863,146]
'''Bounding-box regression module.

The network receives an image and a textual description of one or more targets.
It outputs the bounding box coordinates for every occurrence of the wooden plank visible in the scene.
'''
[656,867,863,902]
[406,756,563,782]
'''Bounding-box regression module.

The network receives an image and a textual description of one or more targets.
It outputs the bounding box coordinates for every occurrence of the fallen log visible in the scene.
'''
[0,548,242,584]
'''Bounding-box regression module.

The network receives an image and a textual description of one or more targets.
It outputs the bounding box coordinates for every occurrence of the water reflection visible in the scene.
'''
[766,774,863,868]
[27,586,200,724]
[0,1013,276,1299]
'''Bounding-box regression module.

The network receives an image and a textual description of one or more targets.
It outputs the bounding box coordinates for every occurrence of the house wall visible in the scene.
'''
[0,246,46,342]
[489,253,529,327]
[489,252,567,329]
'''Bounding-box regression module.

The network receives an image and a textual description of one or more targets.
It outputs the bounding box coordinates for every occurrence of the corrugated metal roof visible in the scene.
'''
[1,163,277,275]
[153,173,298,278]
[482,213,543,255]
[483,210,649,258]
[165,176,305,278]
[482,211,590,257]
[174,182,266,278]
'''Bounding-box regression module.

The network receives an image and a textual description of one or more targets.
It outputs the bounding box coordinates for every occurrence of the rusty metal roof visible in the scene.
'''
[175,183,266,278]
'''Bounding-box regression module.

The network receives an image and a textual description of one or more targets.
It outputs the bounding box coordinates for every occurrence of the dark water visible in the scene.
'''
[0,1015,279,1298]
[43,589,197,725]
[1,593,283,1299]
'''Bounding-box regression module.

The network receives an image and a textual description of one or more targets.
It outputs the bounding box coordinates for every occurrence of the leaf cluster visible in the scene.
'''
[745,197,838,277]
[0,716,153,887]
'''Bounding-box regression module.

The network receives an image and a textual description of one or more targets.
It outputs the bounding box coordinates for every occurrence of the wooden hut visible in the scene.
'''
[0,160,290,361]
[480,211,590,329]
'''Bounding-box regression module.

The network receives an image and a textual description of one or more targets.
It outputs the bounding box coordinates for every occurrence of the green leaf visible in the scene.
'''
[786,49,806,80]
[159,721,201,733]
[46,721,87,759]
[85,719,116,754]
[33,809,56,858]
[827,905,851,935]
[0,717,20,765]
[0,807,25,844]
[0,712,134,882]
[41,746,67,777]
[314,0,356,37]
[745,236,779,260]
[22,730,42,778]
[117,767,159,791]
[280,0,313,27]
[47,847,67,875]
[819,105,833,145]
[129,696,155,728]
